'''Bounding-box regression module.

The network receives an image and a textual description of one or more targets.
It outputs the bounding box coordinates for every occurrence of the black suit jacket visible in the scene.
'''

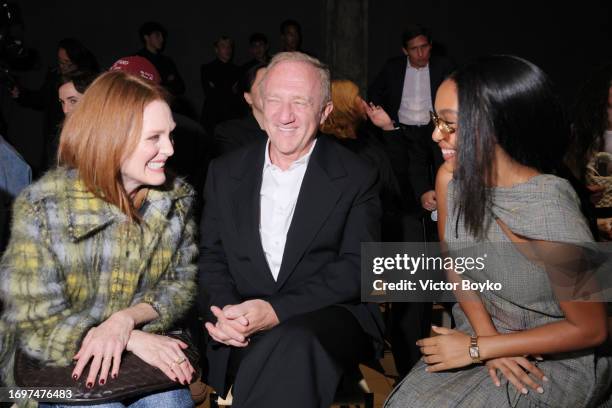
[136,48,185,96]
[198,134,384,392]
[368,55,453,123]
[200,59,242,132]
[213,113,267,157]
[368,55,454,201]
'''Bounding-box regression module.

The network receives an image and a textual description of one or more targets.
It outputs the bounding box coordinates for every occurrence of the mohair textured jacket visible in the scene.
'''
[0,167,197,386]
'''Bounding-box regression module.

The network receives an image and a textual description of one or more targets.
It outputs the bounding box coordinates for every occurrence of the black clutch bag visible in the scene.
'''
[14,330,200,404]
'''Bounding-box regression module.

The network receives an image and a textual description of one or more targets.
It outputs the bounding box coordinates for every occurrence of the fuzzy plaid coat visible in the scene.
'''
[0,167,198,386]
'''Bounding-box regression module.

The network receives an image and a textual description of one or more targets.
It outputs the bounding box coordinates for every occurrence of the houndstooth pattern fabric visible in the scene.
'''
[385,174,612,408]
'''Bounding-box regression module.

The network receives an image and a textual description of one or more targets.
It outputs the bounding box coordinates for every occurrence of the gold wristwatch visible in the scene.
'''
[469,335,482,364]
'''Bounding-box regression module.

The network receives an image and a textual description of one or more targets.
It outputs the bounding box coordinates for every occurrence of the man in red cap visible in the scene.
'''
[110,56,161,84]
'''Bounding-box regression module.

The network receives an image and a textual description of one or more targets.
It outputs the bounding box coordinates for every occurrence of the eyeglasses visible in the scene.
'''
[430,111,456,135]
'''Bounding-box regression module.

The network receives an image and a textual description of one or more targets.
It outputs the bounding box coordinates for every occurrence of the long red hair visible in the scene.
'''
[58,70,167,220]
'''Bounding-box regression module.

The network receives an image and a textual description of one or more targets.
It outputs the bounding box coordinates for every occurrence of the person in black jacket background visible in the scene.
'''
[214,62,267,157]
[200,36,242,135]
[369,24,453,232]
[369,26,454,378]
[321,79,417,238]
[10,38,98,174]
[322,79,430,379]
[136,21,185,97]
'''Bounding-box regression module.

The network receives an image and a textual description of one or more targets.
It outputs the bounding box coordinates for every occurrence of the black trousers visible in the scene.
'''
[385,124,442,379]
[226,306,374,408]
[389,214,440,379]
[400,123,442,204]
[389,301,432,378]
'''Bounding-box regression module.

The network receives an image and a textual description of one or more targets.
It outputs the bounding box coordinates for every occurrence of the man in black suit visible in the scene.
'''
[369,24,453,222]
[213,63,268,157]
[241,33,270,73]
[199,52,384,407]
[200,36,242,135]
[368,25,453,378]
[136,21,185,96]
[279,19,302,52]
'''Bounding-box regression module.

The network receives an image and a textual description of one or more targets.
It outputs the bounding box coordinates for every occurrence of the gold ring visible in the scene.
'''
[174,357,187,365]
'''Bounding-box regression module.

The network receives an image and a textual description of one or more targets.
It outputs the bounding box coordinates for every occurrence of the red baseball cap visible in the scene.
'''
[109,56,161,84]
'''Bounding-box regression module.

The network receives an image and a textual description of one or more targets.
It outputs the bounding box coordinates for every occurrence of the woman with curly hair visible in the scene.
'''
[567,63,612,240]
[320,79,416,241]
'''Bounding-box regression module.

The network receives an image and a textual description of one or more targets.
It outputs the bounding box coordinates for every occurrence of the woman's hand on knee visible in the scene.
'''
[417,326,472,372]
[127,330,195,385]
[72,311,135,386]
[485,357,548,395]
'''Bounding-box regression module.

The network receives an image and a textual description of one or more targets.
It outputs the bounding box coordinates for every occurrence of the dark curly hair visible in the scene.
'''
[57,38,99,72]
[59,70,99,94]
[566,63,612,182]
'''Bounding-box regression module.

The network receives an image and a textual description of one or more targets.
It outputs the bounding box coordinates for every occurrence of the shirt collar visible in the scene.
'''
[407,57,429,70]
[264,138,317,170]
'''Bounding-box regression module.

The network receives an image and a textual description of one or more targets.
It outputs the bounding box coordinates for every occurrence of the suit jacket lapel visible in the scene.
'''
[276,136,344,288]
[398,56,408,89]
[429,57,446,100]
[429,59,437,100]
[231,141,277,292]
[392,57,408,116]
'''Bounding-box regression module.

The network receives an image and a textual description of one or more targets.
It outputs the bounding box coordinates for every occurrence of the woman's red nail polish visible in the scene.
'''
[99,379,105,385]
[112,373,117,379]
[86,382,93,389]
[72,374,78,380]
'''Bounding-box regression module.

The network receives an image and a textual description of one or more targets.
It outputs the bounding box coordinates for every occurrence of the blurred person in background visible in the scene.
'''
[10,37,99,174]
[136,21,185,97]
[214,63,267,156]
[241,33,270,73]
[58,70,98,116]
[200,36,242,135]
[566,63,612,241]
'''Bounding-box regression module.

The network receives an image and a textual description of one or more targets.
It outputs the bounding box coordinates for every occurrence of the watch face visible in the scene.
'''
[469,346,479,358]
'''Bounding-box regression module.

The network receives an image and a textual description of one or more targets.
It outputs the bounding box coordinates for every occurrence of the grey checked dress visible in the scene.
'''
[385,175,612,408]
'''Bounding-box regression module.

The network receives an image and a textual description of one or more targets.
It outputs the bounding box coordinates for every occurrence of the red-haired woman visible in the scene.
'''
[0,70,197,407]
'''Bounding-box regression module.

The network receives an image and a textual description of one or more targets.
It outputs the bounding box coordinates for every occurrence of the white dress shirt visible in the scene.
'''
[397,58,433,126]
[604,130,612,154]
[259,139,316,280]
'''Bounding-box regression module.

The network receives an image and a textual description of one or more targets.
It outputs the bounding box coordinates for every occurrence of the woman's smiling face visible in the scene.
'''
[432,79,459,164]
[120,99,175,195]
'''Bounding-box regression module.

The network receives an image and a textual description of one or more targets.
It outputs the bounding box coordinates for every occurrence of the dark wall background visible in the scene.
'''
[16,0,325,108]
[3,0,611,171]
[4,0,325,170]
[369,1,612,101]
